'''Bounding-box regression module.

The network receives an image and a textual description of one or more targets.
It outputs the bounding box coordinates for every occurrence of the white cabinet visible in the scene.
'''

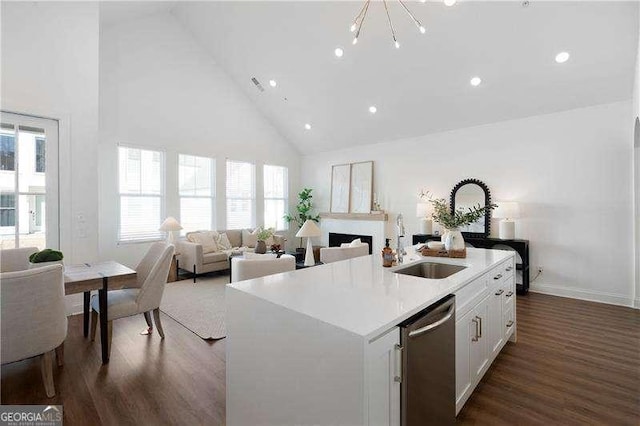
[469,295,490,380]
[367,327,400,426]
[455,309,473,406]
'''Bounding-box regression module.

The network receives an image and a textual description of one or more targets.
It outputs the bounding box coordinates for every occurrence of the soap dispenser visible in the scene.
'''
[382,238,394,267]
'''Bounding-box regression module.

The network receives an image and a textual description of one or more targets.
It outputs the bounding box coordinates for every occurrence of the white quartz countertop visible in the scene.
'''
[227,246,515,340]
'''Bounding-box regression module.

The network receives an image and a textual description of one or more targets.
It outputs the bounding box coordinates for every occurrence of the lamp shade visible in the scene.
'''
[295,220,322,238]
[159,216,183,232]
[493,202,520,219]
[416,202,433,218]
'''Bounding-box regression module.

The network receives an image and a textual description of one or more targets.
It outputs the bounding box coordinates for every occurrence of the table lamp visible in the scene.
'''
[493,202,520,240]
[295,219,322,266]
[416,202,433,235]
[159,217,183,244]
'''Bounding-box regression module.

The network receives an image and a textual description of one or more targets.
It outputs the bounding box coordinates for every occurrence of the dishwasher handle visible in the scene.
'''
[407,304,455,338]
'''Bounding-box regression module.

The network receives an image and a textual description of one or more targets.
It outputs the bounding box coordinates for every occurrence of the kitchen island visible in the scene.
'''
[226,247,516,425]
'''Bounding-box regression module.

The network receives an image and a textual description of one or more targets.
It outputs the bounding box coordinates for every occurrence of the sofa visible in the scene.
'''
[320,242,370,264]
[231,253,296,283]
[176,229,286,282]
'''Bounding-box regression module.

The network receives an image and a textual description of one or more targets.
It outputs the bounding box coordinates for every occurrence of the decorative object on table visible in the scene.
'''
[28,248,64,268]
[330,164,351,213]
[416,202,434,234]
[255,227,275,254]
[493,201,520,240]
[425,191,496,253]
[426,241,444,250]
[371,193,383,213]
[295,219,322,267]
[270,243,282,252]
[349,161,373,213]
[159,216,183,244]
[420,245,467,259]
[284,188,321,248]
[450,178,493,238]
[382,238,394,268]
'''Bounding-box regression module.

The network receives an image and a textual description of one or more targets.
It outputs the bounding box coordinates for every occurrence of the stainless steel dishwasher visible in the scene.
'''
[399,294,455,426]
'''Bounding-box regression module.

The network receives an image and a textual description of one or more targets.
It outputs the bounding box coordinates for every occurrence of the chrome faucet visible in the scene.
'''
[396,213,406,264]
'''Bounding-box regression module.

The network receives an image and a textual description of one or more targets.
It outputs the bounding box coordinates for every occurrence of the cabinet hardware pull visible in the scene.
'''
[506,266,513,272]
[471,318,479,342]
[506,320,514,328]
[493,275,500,280]
[495,289,504,296]
[505,291,513,298]
[476,315,483,338]
[394,344,403,383]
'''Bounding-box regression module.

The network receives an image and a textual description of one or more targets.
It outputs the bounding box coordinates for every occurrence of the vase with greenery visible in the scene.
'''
[29,248,64,268]
[426,195,496,250]
[284,188,320,249]
[255,227,275,254]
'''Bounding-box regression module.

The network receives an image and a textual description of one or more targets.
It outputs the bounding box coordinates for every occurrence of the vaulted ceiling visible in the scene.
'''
[103,1,639,154]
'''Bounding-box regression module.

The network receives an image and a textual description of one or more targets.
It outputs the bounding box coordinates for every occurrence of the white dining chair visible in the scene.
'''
[1,264,67,397]
[90,243,174,355]
[0,246,39,272]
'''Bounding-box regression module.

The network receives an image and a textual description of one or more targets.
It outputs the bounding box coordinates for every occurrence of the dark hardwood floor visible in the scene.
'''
[2,293,639,425]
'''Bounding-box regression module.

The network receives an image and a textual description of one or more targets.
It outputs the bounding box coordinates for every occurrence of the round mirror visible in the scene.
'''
[450,178,492,237]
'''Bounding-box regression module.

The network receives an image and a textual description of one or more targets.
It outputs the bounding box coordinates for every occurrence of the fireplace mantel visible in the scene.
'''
[319,212,388,222]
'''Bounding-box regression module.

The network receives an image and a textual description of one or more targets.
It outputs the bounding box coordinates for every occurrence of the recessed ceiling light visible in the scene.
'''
[470,77,482,87]
[444,0,457,6]
[555,51,570,63]
[369,106,377,114]
[334,47,344,58]
[269,80,277,88]
[304,123,312,130]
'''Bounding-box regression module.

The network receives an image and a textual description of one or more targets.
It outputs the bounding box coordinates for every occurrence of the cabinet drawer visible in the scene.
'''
[456,275,489,318]
[503,307,515,337]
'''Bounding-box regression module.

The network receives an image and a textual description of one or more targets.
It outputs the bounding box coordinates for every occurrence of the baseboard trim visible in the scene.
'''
[530,283,636,308]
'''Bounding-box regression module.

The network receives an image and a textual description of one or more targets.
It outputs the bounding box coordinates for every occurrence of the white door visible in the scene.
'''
[367,327,400,426]
[0,112,59,250]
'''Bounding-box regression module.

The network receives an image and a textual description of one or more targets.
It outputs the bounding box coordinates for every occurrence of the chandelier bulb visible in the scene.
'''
[353,37,359,45]
[419,25,426,34]
[350,23,357,32]
[395,41,400,49]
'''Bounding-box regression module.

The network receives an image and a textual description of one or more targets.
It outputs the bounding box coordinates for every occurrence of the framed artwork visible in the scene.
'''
[330,164,351,213]
[349,161,373,213]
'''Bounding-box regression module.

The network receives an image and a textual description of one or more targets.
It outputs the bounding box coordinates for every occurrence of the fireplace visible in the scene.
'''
[328,233,373,255]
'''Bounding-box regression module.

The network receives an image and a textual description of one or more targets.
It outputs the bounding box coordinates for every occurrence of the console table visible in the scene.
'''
[413,234,530,294]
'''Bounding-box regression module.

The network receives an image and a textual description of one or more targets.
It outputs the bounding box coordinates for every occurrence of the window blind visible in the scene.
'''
[226,160,255,229]
[179,154,215,233]
[118,146,164,242]
[264,165,288,230]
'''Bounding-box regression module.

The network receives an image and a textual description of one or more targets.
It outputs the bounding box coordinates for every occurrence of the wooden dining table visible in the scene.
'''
[64,261,137,364]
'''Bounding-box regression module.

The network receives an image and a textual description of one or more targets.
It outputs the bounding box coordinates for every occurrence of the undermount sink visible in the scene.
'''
[393,261,467,279]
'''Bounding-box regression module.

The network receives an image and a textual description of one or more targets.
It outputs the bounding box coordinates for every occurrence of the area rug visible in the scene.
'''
[160,275,227,340]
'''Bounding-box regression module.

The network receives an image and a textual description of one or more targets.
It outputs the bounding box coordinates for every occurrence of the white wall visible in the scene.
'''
[633,6,640,308]
[302,101,635,307]
[1,2,100,263]
[99,12,301,267]
[1,2,100,314]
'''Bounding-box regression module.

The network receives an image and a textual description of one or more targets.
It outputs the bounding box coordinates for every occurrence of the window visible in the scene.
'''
[179,154,215,233]
[118,146,164,242]
[0,193,15,227]
[35,137,45,173]
[264,165,288,230]
[0,133,15,171]
[226,160,255,229]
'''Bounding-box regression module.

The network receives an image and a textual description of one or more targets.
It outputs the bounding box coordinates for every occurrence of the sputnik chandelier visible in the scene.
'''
[350,0,430,49]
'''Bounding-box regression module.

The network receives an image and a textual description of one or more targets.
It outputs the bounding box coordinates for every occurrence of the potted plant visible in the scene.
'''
[426,195,496,250]
[255,227,275,254]
[29,248,64,268]
[284,188,320,250]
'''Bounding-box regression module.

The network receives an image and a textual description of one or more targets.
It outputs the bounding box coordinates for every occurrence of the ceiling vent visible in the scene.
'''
[251,77,265,92]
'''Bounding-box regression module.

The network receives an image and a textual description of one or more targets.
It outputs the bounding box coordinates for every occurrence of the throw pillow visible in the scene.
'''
[217,233,232,250]
[189,232,218,254]
[349,238,363,247]
[340,243,350,248]
[242,228,259,248]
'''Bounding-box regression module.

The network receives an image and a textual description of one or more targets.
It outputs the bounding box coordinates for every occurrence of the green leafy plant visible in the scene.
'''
[256,227,275,241]
[422,192,496,230]
[284,188,320,247]
[29,248,64,263]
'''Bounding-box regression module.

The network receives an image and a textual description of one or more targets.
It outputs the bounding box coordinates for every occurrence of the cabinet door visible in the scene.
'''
[487,281,505,357]
[455,310,474,408]
[367,327,400,426]
[469,296,490,381]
